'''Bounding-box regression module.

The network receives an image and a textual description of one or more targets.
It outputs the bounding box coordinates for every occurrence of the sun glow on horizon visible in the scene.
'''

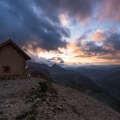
[24,31,120,66]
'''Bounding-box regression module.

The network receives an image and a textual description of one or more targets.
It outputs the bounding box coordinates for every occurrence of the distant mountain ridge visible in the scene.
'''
[96,67,120,89]
[27,61,120,112]
[27,62,67,75]
[67,65,120,80]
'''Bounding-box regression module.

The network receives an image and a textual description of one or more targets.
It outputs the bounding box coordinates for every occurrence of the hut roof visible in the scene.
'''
[0,39,31,60]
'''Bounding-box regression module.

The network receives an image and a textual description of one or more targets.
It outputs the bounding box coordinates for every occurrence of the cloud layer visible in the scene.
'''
[0,0,98,49]
[0,0,69,51]
[0,0,120,65]
[73,31,120,63]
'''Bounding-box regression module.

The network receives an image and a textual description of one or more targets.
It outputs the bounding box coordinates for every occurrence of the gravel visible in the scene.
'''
[0,78,120,120]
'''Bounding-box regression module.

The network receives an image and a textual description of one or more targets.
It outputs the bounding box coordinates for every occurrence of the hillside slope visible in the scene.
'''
[0,78,120,120]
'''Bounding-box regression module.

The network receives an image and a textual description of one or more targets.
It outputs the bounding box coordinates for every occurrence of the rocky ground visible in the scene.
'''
[0,78,120,120]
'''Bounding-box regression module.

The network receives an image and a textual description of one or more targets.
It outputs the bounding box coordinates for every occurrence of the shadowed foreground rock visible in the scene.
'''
[0,78,120,120]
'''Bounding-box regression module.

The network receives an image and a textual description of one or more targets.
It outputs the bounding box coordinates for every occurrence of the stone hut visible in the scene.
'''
[0,39,31,79]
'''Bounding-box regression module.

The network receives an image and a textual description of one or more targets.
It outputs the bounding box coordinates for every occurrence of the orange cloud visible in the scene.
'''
[92,30,107,42]
[102,45,114,51]
[23,31,120,65]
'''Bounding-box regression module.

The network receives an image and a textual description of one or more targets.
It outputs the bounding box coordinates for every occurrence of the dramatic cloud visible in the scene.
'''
[92,30,107,42]
[75,32,120,59]
[1,0,120,65]
[39,0,97,23]
[0,0,99,52]
[75,30,91,47]
[0,0,70,51]
[104,33,120,51]
[49,57,65,64]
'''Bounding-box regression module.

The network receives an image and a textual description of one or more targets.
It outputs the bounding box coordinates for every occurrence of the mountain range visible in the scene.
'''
[27,61,120,112]
[96,67,120,89]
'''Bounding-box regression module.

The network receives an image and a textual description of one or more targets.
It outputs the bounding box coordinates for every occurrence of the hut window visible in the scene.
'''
[2,66,11,73]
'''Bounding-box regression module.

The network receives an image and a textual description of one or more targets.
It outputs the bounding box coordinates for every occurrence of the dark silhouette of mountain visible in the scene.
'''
[67,65,120,80]
[52,70,86,86]
[76,77,120,112]
[26,62,51,78]
[27,62,67,75]
[75,68,107,80]
[27,61,120,112]
[50,63,68,74]
[96,67,120,89]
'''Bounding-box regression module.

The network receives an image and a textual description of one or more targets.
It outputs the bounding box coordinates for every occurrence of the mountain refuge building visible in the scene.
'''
[0,40,31,79]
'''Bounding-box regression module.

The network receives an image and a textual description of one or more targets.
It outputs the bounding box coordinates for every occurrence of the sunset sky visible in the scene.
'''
[0,0,120,66]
